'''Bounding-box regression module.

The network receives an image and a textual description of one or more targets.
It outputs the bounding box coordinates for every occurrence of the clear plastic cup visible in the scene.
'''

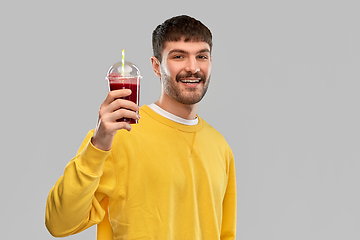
[106,61,141,124]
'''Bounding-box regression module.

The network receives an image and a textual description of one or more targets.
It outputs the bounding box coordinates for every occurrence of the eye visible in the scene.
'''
[173,55,183,59]
[197,54,210,60]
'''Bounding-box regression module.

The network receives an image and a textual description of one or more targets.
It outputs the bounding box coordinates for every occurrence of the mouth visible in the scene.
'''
[180,78,202,84]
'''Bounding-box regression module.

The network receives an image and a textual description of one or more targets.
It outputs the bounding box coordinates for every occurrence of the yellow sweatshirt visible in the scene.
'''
[46,105,237,240]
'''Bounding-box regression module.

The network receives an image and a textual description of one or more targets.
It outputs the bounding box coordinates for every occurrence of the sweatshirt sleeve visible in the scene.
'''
[220,151,237,240]
[45,130,115,237]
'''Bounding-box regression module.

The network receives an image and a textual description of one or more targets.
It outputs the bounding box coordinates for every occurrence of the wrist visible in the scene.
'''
[91,136,112,151]
[76,139,111,175]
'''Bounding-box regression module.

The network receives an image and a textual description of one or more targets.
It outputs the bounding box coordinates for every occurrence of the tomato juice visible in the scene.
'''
[108,73,140,124]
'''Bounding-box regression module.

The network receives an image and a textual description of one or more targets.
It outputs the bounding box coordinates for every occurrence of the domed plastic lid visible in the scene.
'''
[106,61,142,79]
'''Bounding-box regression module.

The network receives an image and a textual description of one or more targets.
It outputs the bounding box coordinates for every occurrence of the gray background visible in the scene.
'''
[1,0,359,239]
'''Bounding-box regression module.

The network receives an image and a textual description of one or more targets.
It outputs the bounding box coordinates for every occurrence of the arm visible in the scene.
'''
[45,131,113,237]
[220,152,237,240]
[45,89,139,237]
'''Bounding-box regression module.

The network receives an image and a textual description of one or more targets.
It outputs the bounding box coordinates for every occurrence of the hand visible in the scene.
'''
[91,89,140,151]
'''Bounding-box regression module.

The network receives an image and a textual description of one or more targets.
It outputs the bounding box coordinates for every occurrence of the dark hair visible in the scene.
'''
[152,15,212,62]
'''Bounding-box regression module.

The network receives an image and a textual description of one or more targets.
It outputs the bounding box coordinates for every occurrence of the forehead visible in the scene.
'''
[162,39,211,55]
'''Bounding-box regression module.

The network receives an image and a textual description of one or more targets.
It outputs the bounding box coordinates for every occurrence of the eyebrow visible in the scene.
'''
[168,48,211,55]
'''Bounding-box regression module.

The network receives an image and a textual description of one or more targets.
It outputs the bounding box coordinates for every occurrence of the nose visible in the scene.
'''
[185,57,200,74]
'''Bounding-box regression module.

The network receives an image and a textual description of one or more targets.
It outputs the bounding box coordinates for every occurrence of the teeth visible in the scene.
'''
[181,79,200,83]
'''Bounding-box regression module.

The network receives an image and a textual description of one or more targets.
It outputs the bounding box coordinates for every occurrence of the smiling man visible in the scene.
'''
[152,40,211,118]
[46,15,237,240]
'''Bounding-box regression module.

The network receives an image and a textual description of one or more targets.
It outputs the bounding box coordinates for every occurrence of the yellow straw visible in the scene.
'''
[121,49,125,76]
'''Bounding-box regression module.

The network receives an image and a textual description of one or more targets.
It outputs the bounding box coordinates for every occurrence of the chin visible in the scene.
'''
[177,95,205,105]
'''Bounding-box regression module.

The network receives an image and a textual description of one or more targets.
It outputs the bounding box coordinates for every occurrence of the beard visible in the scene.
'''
[161,70,210,105]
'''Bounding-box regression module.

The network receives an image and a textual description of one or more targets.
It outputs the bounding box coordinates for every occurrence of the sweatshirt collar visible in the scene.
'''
[141,105,203,133]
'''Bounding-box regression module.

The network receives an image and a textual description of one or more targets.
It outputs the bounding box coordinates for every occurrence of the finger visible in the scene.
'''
[101,89,132,107]
[102,119,132,132]
[97,115,133,133]
[109,108,140,123]
[107,98,140,114]
[114,121,132,132]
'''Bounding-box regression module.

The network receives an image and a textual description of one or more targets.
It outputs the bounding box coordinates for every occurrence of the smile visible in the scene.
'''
[180,79,201,84]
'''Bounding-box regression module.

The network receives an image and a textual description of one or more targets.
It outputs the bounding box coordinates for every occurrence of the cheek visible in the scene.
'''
[207,66,212,75]
[164,65,182,78]
[160,65,170,77]
[159,59,170,76]
[199,60,211,69]
[202,64,211,77]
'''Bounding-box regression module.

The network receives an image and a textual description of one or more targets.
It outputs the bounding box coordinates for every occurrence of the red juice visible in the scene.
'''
[108,74,140,124]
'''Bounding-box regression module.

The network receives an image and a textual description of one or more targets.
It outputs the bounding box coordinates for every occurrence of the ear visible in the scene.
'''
[151,56,161,78]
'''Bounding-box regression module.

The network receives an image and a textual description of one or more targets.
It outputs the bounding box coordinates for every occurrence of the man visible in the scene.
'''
[46,15,237,240]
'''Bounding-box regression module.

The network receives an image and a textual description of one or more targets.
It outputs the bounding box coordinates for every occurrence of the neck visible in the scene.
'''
[155,94,198,120]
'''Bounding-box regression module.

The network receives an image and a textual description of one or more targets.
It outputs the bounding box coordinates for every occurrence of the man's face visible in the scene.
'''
[158,39,212,105]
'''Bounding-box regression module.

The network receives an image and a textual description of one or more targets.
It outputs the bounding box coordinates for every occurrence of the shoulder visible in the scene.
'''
[199,117,226,140]
[198,117,233,152]
[198,118,235,172]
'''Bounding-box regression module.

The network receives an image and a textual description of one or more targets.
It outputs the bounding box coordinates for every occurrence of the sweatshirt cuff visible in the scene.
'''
[76,139,111,176]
